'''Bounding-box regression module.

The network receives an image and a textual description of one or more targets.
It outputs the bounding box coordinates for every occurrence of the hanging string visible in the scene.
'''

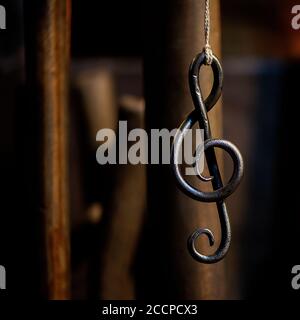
[204,0,213,65]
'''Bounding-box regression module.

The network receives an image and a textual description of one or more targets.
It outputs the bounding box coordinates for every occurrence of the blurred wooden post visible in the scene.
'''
[24,0,71,299]
[100,97,146,299]
[142,0,226,299]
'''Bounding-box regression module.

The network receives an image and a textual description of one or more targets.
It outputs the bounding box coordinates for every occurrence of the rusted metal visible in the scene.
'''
[24,0,72,299]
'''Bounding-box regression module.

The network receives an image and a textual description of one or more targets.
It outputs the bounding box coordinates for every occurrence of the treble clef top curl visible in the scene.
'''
[171,51,244,264]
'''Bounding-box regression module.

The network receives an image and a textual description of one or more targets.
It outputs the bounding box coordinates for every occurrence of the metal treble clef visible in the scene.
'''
[171,51,244,264]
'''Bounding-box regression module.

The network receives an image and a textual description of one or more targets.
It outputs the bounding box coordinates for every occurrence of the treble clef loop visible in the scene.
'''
[171,51,244,264]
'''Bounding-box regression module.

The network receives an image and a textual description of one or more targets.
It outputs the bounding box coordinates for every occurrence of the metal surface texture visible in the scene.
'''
[171,51,244,264]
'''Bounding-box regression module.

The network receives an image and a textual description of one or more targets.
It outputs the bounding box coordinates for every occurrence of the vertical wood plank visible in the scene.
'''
[142,0,226,299]
[24,0,71,299]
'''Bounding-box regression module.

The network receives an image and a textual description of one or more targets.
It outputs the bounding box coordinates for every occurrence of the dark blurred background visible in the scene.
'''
[0,0,299,299]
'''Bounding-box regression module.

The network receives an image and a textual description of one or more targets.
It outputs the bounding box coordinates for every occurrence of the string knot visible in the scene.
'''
[204,44,213,65]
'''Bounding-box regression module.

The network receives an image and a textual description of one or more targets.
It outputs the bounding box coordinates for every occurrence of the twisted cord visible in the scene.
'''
[204,0,213,65]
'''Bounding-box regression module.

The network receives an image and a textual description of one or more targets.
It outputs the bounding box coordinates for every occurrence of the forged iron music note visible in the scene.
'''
[171,51,244,264]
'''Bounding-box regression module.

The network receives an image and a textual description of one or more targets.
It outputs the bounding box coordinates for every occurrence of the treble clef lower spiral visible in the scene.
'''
[171,51,244,264]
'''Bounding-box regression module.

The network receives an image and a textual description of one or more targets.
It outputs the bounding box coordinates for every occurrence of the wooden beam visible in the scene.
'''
[141,0,226,299]
[24,0,71,299]
[100,97,146,299]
